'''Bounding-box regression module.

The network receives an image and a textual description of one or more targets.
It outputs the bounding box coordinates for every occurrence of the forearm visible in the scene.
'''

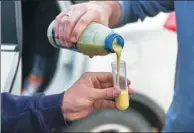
[1,92,68,133]
[89,1,122,27]
[117,1,174,26]
[91,1,174,28]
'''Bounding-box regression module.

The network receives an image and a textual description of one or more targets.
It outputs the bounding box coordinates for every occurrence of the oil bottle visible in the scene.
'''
[47,20,124,56]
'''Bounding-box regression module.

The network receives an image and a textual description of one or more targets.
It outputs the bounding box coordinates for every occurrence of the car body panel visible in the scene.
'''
[1,49,19,93]
[1,1,22,95]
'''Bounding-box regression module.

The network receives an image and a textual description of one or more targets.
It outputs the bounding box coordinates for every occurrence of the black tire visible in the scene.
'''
[64,109,152,132]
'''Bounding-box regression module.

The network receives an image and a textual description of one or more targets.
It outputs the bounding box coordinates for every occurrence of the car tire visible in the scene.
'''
[64,109,153,132]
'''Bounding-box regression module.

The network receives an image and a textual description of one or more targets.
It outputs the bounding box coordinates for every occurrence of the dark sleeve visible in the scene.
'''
[1,92,69,133]
[117,1,174,26]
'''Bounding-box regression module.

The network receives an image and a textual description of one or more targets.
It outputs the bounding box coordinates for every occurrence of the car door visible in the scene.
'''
[1,1,22,95]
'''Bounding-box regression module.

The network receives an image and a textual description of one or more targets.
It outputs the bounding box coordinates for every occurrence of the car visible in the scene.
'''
[1,1,177,132]
[1,1,22,95]
[1,0,72,95]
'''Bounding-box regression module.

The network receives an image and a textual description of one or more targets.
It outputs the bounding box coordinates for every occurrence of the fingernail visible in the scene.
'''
[129,88,135,94]
[71,36,77,42]
[59,40,63,45]
[66,43,73,48]
[114,88,121,96]
[66,43,70,47]
[128,86,135,93]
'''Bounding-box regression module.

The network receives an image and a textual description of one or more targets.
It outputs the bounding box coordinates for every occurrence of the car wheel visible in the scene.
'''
[64,109,153,132]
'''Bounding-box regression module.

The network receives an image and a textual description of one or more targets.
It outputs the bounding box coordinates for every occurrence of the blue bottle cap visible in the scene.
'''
[104,32,124,52]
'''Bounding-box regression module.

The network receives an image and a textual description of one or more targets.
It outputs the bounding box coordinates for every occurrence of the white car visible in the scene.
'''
[1,1,22,95]
[1,0,71,95]
[1,1,177,132]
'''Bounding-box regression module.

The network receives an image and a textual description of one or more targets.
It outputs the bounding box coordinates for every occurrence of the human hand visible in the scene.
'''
[62,72,133,121]
[54,1,121,47]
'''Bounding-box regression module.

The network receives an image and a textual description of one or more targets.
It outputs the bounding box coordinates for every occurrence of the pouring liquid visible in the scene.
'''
[112,43,129,111]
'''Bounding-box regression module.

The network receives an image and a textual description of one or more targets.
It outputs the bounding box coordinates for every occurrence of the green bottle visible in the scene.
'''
[47,20,124,56]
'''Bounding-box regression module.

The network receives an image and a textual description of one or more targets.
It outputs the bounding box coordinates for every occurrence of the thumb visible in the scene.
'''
[91,87,121,100]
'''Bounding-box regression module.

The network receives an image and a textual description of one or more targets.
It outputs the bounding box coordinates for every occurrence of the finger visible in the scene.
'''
[54,8,70,37]
[71,10,101,42]
[59,39,66,47]
[127,79,131,85]
[128,87,135,94]
[58,24,67,46]
[101,77,130,88]
[94,72,113,83]
[117,76,131,85]
[63,9,86,46]
[57,9,87,47]
[58,16,68,46]
[56,8,71,20]
[65,109,92,121]
[101,82,113,89]
[91,87,121,100]
[99,100,116,109]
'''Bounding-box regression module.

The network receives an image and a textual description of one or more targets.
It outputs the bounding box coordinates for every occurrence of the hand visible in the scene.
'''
[54,1,121,47]
[62,72,133,121]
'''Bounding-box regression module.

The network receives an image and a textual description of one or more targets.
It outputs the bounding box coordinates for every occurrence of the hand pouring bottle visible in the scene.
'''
[47,20,124,57]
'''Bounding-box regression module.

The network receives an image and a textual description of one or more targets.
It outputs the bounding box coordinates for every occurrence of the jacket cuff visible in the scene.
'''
[38,92,71,131]
[116,1,130,27]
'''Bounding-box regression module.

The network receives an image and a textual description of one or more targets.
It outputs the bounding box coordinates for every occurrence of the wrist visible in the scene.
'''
[61,92,73,125]
[61,91,75,122]
[89,1,121,27]
[39,92,68,130]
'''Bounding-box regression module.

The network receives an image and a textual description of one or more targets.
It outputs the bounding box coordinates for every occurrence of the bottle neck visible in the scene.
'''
[104,32,124,52]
